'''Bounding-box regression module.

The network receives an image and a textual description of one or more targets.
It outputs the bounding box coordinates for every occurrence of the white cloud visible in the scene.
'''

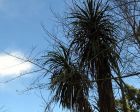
[0,52,33,77]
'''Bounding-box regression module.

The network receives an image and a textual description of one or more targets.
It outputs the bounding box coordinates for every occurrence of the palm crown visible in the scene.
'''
[44,43,92,112]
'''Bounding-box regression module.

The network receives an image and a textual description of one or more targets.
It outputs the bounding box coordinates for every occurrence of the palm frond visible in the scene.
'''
[44,43,93,112]
[69,0,119,76]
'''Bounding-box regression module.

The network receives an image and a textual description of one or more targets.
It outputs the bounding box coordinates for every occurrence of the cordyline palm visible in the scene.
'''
[68,0,120,111]
[44,43,93,112]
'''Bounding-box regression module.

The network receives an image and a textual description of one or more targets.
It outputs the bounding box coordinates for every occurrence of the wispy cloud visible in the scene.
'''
[0,52,32,77]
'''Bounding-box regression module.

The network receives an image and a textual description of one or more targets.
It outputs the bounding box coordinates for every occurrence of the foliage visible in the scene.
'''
[116,84,140,112]
[44,43,93,112]
[68,0,120,111]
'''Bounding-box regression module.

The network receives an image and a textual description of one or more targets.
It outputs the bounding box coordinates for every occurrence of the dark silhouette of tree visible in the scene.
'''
[44,43,93,112]
[67,0,120,111]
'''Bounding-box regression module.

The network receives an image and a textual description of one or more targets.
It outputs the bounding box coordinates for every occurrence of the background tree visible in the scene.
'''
[116,84,140,112]
[112,0,140,47]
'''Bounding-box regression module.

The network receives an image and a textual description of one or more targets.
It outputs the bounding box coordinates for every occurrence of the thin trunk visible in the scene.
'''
[114,69,130,112]
[119,79,130,112]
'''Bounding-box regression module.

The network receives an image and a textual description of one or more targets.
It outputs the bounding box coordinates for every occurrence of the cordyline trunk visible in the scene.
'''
[95,56,116,112]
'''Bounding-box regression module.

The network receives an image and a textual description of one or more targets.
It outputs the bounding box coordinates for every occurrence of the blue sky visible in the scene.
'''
[0,0,68,112]
[0,1,139,112]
